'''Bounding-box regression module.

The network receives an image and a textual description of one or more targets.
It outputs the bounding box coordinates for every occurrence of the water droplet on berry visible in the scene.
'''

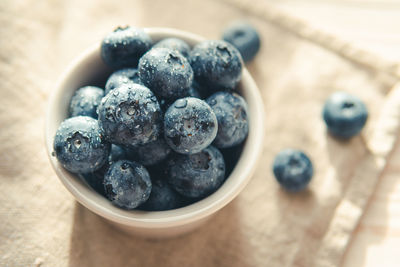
[175,99,187,108]
[121,162,130,170]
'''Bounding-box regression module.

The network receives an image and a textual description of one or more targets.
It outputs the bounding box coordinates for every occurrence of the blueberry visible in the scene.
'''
[125,137,171,166]
[187,84,201,98]
[222,21,260,62]
[104,160,152,209]
[189,40,242,90]
[322,92,368,139]
[108,144,127,163]
[164,97,218,154]
[140,179,183,211]
[69,86,104,119]
[220,144,244,177]
[153,38,191,58]
[97,83,162,146]
[206,91,249,148]
[167,146,225,198]
[140,168,184,211]
[158,98,170,112]
[157,83,201,112]
[138,48,193,100]
[191,81,210,99]
[81,144,127,197]
[101,26,152,69]
[53,116,110,173]
[80,165,108,197]
[272,149,313,192]
[105,68,141,94]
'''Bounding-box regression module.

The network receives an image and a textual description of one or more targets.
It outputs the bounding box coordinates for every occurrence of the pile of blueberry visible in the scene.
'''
[53,26,251,211]
[53,22,370,210]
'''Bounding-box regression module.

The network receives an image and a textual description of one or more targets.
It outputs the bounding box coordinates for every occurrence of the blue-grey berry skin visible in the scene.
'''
[221,144,243,177]
[138,48,194,101]
[222,21,261,62]
[187,85,201,98]
[109,144,127,163]
[158,98,170,112]
[192,81,211,99]
[189,40,243,91]
[80,165,108,197]
[69,86,104,119]
[164,97,218,154]
[101,26,152,69]
[272,149,313,192]
[206,91,249,148]
[126,137,171,166]
[104,160,152,209]
[105,68,141,94]
[53,116,111,173]
[158,84,201,112]
[97,83,162,146]
[140,174,184,211]
[153,38,191,58]
[322,92,368,139]
[167,146,225,198]
[81,144,127,197]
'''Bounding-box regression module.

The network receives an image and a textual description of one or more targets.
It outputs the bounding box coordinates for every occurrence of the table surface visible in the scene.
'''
[266,1,400,266]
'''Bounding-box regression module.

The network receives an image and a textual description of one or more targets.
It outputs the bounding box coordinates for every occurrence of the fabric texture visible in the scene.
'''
[1,0,400,266]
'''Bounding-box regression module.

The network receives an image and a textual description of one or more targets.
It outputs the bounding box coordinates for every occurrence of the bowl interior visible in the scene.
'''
[45,28,264,228]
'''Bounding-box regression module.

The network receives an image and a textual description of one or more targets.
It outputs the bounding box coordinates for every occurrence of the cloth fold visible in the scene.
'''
[0,0,399,266]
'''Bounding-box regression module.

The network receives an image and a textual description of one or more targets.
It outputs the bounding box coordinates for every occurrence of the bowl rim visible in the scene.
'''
[45,27,265,228]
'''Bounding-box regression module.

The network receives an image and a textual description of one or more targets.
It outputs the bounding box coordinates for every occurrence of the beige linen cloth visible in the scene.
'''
[1,0,400,266]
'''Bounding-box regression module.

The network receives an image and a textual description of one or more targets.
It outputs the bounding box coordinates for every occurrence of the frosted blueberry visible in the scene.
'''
[53,116,110,173]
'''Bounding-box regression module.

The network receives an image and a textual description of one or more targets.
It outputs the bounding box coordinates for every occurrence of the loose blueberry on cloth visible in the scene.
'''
[53,116,110,173]
[272,149,313,192]
[222,21,261,62]
[323,91,368,139]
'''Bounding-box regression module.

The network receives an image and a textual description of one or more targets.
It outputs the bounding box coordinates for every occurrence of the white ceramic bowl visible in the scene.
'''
[45,28,264,238]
